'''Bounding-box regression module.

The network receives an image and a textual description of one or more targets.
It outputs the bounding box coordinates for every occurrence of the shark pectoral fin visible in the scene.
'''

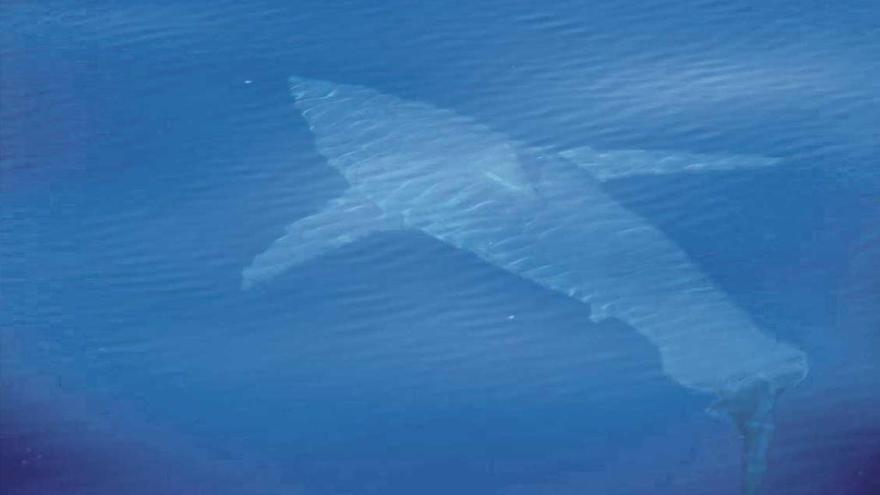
[242,189,396,289]
[558,146,782,182]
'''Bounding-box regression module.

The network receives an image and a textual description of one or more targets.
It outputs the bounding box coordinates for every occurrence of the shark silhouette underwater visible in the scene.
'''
[243,76,809,494]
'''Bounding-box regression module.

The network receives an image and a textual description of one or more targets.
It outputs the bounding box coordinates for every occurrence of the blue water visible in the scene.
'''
[2,1,878,494]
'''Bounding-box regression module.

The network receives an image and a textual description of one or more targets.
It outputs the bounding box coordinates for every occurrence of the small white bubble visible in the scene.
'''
[507,315,516,320]
[244,80,253,85]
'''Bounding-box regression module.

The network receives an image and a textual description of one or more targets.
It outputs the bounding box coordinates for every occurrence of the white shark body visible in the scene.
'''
[244,76,808,494]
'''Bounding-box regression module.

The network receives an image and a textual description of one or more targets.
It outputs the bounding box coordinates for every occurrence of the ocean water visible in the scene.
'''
[1,1,878,494]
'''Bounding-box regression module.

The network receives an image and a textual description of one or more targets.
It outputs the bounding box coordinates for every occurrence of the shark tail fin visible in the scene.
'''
[707,379,778,495]
[706,359,807,495]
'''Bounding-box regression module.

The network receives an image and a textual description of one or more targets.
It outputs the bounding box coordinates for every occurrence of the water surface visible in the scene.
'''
[2,1,879,494]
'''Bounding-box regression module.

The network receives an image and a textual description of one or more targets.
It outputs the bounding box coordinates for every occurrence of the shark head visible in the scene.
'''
[287,76,539,199]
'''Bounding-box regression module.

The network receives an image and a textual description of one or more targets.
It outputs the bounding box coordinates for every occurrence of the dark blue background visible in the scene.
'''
[2,1,878,494]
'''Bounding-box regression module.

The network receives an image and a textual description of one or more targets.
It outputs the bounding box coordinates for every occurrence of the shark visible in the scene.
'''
[243,76,808,494]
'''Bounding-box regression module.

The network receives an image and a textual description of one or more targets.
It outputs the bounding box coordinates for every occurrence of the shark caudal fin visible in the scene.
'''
[706,359,807,495]
[710,378,778,495]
